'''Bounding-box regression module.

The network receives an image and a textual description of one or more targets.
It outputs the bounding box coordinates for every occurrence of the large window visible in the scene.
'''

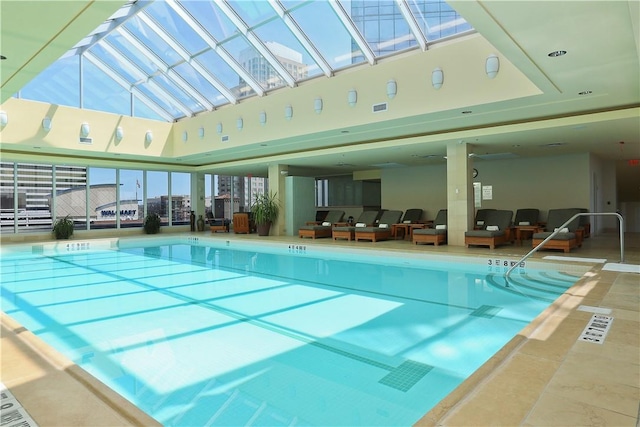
[147,171,169,226]
[119,169,144,228]
[54,165,87,230]
[89,167,117,229]
[170,172,191,225]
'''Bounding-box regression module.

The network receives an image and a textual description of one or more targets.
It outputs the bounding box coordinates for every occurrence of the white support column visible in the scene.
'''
[267,164,288,236]
[446,141,474,246]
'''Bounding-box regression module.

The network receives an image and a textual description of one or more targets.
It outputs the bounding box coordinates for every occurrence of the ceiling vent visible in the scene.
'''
[370,162,406,168]
[79,137,93,144]
[221,135,229,142]
[372,102,388,113]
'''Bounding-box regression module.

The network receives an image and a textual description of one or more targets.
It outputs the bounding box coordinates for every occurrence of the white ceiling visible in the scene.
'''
[1,1,639,184]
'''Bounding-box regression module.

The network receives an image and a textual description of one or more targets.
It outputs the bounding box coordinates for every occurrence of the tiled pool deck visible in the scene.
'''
[1,231,638,426]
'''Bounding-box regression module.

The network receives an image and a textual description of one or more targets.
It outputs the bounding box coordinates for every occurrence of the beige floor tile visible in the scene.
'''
[557,351,640,388]
[519,316,585,361]
[525,392,638,426]
[571,340,640,365]
[440,354,560,426]
[544,367,640,417]
[602,292,640,312]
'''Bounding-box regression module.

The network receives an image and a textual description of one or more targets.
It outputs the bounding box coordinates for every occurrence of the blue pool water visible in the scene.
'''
[0,239,582,426]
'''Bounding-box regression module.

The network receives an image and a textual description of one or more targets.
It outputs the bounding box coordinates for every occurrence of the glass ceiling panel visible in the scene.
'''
[288,1,367,69]
[82,60,131,116]
[145,1,208,55]
[173,62,228,107]
[346,0,417,57]
[181,1,240,43]
[89,43,145,85]
[408,0,472,40]
[220,34,285,91]
[151,72,203,113]
[15,0,473,122]
[194,50,248,100]
[251,18,323,80]
[105,32,157,75]
[124,15,182,67]
[136,81,185,118]
[20,56,79,107]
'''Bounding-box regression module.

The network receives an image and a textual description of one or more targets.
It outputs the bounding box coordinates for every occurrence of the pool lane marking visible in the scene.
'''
[35,253,442,392]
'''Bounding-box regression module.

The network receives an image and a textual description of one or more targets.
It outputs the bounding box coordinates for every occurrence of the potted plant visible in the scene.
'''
[52,215,74,239]
[144,212,161,234]
[250,192,279,236]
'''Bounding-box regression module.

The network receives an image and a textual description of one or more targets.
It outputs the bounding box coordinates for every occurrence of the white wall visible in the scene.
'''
[381,164,447,221]
[381,153,599,225]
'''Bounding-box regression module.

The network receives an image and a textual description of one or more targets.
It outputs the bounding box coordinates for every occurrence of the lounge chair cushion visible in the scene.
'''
[533,231,575,240]
[414,228,446,236]
[436,224,446,230]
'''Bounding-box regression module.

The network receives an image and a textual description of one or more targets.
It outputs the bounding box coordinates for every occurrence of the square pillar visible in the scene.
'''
[446,142,474,246]
[267,164,288,236]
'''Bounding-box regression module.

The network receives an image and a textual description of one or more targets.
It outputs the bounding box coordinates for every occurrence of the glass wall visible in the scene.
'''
[171,172,191,225]
[89,167,117,229]
[1,160,268,234]
[147,171,169,226]
[119,169,144,228]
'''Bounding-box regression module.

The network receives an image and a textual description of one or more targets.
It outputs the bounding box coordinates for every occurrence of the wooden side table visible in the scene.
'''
[514,225,542,245]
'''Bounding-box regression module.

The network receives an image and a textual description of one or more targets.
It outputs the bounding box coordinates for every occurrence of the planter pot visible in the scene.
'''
[256,222,272,236]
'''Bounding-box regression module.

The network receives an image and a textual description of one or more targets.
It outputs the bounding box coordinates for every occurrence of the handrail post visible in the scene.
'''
[505,212,625,281]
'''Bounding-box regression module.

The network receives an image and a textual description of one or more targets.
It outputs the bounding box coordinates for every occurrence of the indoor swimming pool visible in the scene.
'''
[0,237,588,426]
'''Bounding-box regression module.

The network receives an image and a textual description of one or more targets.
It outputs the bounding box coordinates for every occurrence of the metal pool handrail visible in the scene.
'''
[505,212,625,281]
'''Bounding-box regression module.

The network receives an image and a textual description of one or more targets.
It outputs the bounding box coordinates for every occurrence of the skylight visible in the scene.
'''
[16,0,473,122]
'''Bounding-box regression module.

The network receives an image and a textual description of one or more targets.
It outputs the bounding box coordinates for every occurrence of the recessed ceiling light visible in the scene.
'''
[461,110,472,114]
[578,90,592,95]
[548,50,567,57]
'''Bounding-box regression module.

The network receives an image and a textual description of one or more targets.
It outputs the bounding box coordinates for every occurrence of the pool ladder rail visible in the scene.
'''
[505,212,625,282]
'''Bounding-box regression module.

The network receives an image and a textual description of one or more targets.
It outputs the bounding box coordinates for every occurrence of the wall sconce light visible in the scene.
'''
[314,98,323,114]
[115,126,124,142]
[347,89,357,107]
[280,170,289,176]
[80,122,90,137]
[236,118,243,131]
[284,105,293,120]
[485,54,499,79]
[259,111,267,126]
[386,80,397,99]
[145,130,153,144]
[198,127,204,139]
[216,123,223,134]
[432,67,444,89]
[0,110,8,127]
[182,131,188,142]
[42,117,52,132]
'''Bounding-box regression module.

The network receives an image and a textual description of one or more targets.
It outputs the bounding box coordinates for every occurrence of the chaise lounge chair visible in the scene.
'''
[465,209,513,249]
[332,210,380,241]
[413,209,447,246]
[532,208,582,253]
[354,210,403,242]
[474,208,496,229]
[298,210,345,239]
[207,211,230,233]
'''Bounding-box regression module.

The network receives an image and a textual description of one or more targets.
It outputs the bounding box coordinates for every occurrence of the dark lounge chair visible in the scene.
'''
[413,209,447,246]
[465,210,513,249]
[532,208,582,253]
[332,210,380,241]
[354,210,403,242]
[298,210,345,239]
[207,211,230,233]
